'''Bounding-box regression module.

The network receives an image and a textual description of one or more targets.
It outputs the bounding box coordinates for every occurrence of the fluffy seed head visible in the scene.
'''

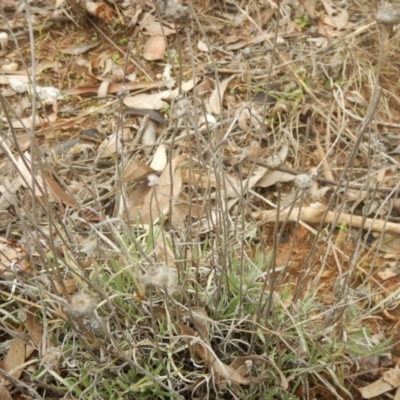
[41,347,62,370]
[142,264,178,293]
[376,7,400,26]
[295,173,314,191]
[66,292,97,319]
[265,154,283,170]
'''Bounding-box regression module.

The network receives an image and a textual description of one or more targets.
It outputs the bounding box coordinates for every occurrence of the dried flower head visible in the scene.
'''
[142,264,178,293]
[295,173,314,191]
[155,0,190,23]
[17,309,27,323]
[84,314,104,330]
[265,154,283,170]
[171,97,191,119]
[41,347,62,370]
[376,7,400,26]
[66,292,97,319]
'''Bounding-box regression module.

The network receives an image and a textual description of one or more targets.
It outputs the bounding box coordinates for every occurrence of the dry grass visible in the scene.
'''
[1,1,400,399]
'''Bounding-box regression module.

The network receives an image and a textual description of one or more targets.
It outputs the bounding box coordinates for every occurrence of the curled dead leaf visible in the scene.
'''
[209,75,236,115]
[124,91,169,110]
[321,0,349,30]
[123,159,156,183]
[3,339,25,379]
[131,155,186,223]
[0,385,11,400]
[86,1,114,23]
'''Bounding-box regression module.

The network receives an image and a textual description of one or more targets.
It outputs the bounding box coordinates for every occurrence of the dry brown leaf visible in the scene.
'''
[222,33,242,45]
[180,310,261,389]
[170,199,206,230]
[132,155,186,223]
[218,166,267,199]
[59,41,100,55]
[194,77,213,97]
[150,144,167,171]
[12,112,57,129]
[180,324,212,364]
[209,75,236,115]
[0,241,20,265]
[64,81,168,96]
[143,35,166,61]
[16,152,45,196]
[142,15,176,36]
[0,384,12,400]
[123,159,156,183]
[124,91,169,110]
[152,231,176,265]
[212,362,251,388]
[170,78,199,98]
[3,339,25,379]
[122,3,142,27]
[97,80,110,98]
[0,75,30,84]
[174,200,205,219]
[98,128,130,158]
[238,107,262,132]
[383,368,400,387]
[377,234,400,254]
[182,170,218,189]
[142,120,157,156]
[226,32,278,51]
[377,264,400,281]
[0,178,20,211]
[170,203,186,231]
[359,372,398,398]
[127,182,152,217]
[54,278,77,295]
[256,170,295,188]
[260,7,277,24]
[299,0,318,19]
[12,133,31,151]
[185,307,211,344]
[25,307,43,348]
[43,170,78,208]
[321,0,349,30]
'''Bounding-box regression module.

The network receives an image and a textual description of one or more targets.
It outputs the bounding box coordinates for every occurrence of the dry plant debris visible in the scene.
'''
[1,0,400,399]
